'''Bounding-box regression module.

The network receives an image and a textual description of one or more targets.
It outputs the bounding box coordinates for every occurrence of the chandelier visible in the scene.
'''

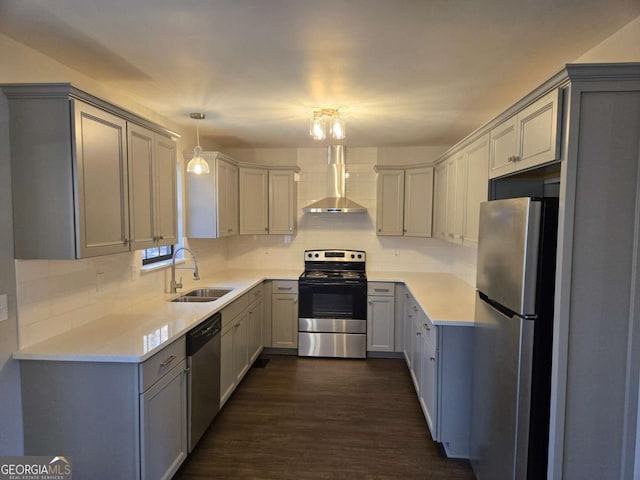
[309,107,346,141]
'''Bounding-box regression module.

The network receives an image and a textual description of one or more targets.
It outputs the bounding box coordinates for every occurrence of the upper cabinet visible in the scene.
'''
[434,134,489,246]
[239,167,269,235]
[268,169,297,235]
[489,89,562,179]
[2,84,179,259]
[375,166,434,237]
[186,152,239,238]
[128,124,178,251]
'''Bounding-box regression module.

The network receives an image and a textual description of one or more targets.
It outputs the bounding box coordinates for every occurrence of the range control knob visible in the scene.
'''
[350,254,355,259]
[314,253,319,258]
[307,253,313,258]
[358,254,362,259]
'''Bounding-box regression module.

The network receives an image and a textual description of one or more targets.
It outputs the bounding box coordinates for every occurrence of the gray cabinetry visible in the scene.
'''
[402,292,472,458]
[187,152,239,238]
[367,282,395,352]
[2,83,178,259]
[20,336,188,480]
[239,167,269,234]
[375,166,434,237]
[220,285,264,407]
[489,89,562,178]
[271,280,298,349]
[269,169,297,234]
[128,124,178,250]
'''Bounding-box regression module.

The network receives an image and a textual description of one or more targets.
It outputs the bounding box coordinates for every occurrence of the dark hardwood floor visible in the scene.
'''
[174,355,476,480]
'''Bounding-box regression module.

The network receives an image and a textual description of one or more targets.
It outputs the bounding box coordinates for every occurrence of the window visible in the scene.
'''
[142,245,174,265]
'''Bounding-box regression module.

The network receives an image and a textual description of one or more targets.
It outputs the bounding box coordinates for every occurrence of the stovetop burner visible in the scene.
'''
[300,249,367,283]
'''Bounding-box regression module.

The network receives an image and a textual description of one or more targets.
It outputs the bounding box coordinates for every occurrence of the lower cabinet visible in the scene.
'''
[220,285,264,407]
[367,282,395,352]
[20,337,188,480]
[140,358,188,480]
[403,294,473,458]
[271,280,299,349]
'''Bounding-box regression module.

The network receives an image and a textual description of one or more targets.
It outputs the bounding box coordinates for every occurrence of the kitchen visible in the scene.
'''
[1,2,640,479]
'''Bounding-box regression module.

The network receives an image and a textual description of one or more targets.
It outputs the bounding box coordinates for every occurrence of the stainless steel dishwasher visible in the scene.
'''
[186,312,221,452]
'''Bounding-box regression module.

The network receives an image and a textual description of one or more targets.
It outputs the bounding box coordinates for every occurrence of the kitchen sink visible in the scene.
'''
[170,288,233,303]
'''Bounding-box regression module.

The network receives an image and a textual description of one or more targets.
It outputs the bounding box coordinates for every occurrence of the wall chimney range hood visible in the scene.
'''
[302,145,367,213]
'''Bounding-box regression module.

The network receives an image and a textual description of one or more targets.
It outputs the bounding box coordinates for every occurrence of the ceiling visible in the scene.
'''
[1,0,639,148]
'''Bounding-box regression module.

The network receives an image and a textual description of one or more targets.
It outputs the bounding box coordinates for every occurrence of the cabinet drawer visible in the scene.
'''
[368,282,395,296]
[222,293,249,327]
[272,280,298,294]
[248,284,263,304]
[139,336,186,392]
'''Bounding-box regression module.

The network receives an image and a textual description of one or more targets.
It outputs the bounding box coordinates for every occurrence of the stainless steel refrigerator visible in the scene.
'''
[470,197,558,480]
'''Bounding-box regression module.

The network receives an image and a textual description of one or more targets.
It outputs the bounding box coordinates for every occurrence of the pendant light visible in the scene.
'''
[309,107,346,141]
[186,113,210,175]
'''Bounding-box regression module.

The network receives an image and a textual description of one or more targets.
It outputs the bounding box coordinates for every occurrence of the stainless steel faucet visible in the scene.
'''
[170,247,200,293]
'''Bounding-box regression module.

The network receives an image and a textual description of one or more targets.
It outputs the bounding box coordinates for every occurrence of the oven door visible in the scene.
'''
[298,280,367,321]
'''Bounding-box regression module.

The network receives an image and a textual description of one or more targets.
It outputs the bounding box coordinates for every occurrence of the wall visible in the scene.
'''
[574,15,640,62]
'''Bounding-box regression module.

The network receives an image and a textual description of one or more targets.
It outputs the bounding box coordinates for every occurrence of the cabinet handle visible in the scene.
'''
[278,286,293,291]
[405,293,410,298]
[265,227,268,231]
[408,314,413,319]
[377,228,382,232]
[403,229,407,233]
[368,301,372,305]
[123,238,129,246]
[413,306,418,312]
[416,331,421,336]
[294,299,298,304]
[234,323,240,328]
[160,354,176,367]
[289,227,293,232]
[423,323,431,331]
[228,229,233,233]
[430,356,436,361]
[158,235,164,240]
[374,288,389,293]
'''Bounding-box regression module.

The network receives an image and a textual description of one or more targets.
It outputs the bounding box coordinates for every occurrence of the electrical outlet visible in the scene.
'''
[0,294,8,322]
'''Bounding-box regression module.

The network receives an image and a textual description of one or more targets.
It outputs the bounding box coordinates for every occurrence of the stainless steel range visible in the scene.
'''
[298,249,367,358]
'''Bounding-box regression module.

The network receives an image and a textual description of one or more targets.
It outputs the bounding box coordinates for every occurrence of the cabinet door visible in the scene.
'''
[269,170,297,234]
[272,294,298,348]
[74,101,130,257]
[420,334,438,440]
[240,167,269,235]
[433,161,448,240]
[128,124,156,250]
[404,167,434,237]
[516,89,562,171]
[376,170,405,236]
[232,312,249,383]
[453,154,467,242]
[217,160,239,237]
[445,157,456,240]
[140,360,188,480]
[489,116,517,179]
[463,135,489,245]
[220,322,235,406]
[227,163,239,236]
[410,309,422,393]
[367,295,395,352]
[248,300,264,364]
[154,134,178,246]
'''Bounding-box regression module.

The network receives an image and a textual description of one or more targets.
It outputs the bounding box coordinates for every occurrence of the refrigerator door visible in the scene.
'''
[470,293,535,480]
[476,198,541,317]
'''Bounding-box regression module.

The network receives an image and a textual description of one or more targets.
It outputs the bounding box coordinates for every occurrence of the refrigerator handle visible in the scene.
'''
[478,291,537,320]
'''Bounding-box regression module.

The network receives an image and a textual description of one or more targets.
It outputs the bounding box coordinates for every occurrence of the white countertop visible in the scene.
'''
[14,269,475,364]
[368,271,476,327]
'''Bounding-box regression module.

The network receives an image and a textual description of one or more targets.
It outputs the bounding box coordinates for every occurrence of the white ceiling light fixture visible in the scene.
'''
[310,107,346,141]
[186,112,210,175]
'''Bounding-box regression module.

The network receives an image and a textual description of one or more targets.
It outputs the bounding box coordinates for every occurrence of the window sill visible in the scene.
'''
[141,258,185,274]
